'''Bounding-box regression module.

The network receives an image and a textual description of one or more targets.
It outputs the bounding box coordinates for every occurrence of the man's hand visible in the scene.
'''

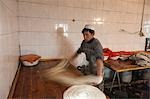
[90,75,103,85]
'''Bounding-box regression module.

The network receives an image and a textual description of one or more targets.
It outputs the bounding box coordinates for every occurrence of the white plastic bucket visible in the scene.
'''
[104,67,111,79]
[143,69,150,87]
[22,59,40,66]
[121,71,132,83]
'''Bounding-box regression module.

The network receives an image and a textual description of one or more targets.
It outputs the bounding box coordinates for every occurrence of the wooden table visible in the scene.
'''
[12,59,110,99]
[12,60,82,99]
[105,59,150,91]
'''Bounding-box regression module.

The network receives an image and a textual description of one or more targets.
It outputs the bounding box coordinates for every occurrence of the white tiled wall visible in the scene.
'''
[0,0,19,99]
[18,0,150,59]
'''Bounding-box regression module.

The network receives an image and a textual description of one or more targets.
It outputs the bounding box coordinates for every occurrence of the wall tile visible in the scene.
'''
[145,0,150,14]
[19,0,57,5]
[48,6,58,19]
[0,1,19,99]
[30,3,49,17]
[103,0,121,11]
[97,0,103,10]
[57,6,74,20]
[120,13,137,23]
[73,0,83,8]
[18,2,31,17]
[103,11,120,23]
[1,0,17,14]
[19,32,58,45]
[30,18,50,31]
[18,0,150,59]
[58,0,74,7]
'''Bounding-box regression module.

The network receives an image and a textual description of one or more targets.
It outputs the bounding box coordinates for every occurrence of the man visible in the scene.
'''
[70,24,104,90]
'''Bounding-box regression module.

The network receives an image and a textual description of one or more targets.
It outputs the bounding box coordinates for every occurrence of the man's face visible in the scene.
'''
[83,31,94,42]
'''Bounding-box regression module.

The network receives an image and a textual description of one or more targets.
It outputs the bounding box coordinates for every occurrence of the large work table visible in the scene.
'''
[12,60,81,99]
[104,59,150,91]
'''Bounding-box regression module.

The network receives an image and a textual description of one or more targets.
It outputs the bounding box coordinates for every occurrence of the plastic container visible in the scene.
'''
[104,67,111,79]
[121,71,132,83]
[22,58,40,66]
[143,69,150,87]
[20,54,41,67]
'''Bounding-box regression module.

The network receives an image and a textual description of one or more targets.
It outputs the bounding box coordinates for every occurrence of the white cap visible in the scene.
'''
[84,24,95,31]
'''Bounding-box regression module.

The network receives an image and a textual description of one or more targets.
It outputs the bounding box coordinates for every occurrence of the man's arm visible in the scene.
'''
[96,59,104,77]
[69,52,79,63]
[69,41,84,63]
[68,52,79,65]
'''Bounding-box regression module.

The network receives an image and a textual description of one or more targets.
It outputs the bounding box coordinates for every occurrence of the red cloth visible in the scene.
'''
[103,48,135,59]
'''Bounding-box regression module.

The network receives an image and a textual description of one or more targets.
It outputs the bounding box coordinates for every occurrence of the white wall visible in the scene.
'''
[18,0,150,59]
[0,0,19,99]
